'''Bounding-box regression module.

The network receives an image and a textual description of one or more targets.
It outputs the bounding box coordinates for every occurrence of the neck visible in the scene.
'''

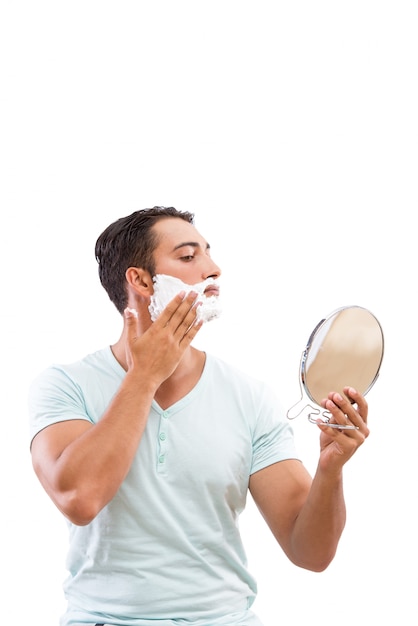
[155,347,206,409]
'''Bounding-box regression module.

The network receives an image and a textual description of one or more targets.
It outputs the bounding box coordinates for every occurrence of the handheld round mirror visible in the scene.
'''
[287,305,384,428]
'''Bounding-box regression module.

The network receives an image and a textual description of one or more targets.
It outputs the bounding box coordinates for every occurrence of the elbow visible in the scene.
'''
[32,455,107,525]
[303,559,334,573]
[55,488,105,526]
[292,549,337,573]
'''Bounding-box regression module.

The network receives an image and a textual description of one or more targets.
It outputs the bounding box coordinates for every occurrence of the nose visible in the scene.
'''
[204,257,221,281]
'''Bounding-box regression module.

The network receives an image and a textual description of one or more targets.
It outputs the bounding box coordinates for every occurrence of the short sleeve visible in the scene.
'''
[250,385,300,475]
[28,365,92,445]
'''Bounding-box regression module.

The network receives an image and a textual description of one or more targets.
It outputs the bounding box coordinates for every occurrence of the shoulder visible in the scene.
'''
[206,352,264,384]
[28,347,121,441]
[204,353,287,429]
[31,346,121,390]
[206,352,276,398]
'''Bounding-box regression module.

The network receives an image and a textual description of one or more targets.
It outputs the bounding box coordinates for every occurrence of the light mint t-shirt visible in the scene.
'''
[29,348,300,626]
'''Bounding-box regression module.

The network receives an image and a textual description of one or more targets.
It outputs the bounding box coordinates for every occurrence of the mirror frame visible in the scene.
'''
[287,305,384,428]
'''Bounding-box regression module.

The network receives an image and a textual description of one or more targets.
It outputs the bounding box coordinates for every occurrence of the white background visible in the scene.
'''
[1,2,417,624]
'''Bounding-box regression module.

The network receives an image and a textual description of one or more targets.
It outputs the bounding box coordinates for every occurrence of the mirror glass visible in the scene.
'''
[287,305,384,428]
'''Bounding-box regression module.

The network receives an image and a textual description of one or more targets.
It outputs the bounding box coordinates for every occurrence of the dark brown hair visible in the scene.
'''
[95,206,195,314]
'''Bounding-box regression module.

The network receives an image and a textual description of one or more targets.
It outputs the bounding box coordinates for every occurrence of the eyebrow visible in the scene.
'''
[173,241,211,252]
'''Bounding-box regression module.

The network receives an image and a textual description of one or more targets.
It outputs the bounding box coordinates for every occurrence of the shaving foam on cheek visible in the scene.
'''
[148,274,222,323]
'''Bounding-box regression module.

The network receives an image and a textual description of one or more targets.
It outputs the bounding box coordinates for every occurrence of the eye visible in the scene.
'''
[180,255,195,262]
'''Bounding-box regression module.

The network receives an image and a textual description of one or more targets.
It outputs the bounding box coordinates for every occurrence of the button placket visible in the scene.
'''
[157,410,169,473]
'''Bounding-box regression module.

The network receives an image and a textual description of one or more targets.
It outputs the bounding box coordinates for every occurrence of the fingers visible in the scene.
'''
[320,388,369,438]
[154,291,203,340]
[343,386,368,424]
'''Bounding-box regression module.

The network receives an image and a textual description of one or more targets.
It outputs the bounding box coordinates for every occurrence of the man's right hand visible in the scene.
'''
[124,290,203,387]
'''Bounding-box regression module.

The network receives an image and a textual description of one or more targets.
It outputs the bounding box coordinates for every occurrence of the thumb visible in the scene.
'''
[123,308,139,370]
[124,307,138,318]
[124,307,139,334]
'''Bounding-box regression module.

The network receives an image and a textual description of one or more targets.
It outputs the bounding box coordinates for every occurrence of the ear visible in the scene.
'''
[125,267,154,297]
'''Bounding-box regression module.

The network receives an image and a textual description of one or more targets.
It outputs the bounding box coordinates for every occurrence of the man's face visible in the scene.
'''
[151,218,221,289]
[148,218,222,323]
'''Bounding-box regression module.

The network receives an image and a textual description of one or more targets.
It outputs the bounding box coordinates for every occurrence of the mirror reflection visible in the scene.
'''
[287,305,384,427]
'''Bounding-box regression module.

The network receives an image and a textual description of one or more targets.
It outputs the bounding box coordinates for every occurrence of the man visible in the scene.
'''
[29,206,369,626]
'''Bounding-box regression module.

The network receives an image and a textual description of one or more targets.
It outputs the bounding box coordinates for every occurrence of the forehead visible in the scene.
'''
[153,217,206,249]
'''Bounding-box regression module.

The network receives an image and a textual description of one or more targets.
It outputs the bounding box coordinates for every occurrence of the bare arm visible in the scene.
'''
[250,387,369,571]
[31,292,202,526]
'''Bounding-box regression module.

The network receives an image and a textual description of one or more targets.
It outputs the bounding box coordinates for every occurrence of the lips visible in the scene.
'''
[203,285,220,297]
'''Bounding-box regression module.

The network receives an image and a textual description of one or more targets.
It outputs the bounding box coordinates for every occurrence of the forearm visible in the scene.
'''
[290,464,346,571]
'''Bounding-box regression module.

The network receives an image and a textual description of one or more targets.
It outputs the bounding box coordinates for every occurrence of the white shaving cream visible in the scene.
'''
[148,274,222,323]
